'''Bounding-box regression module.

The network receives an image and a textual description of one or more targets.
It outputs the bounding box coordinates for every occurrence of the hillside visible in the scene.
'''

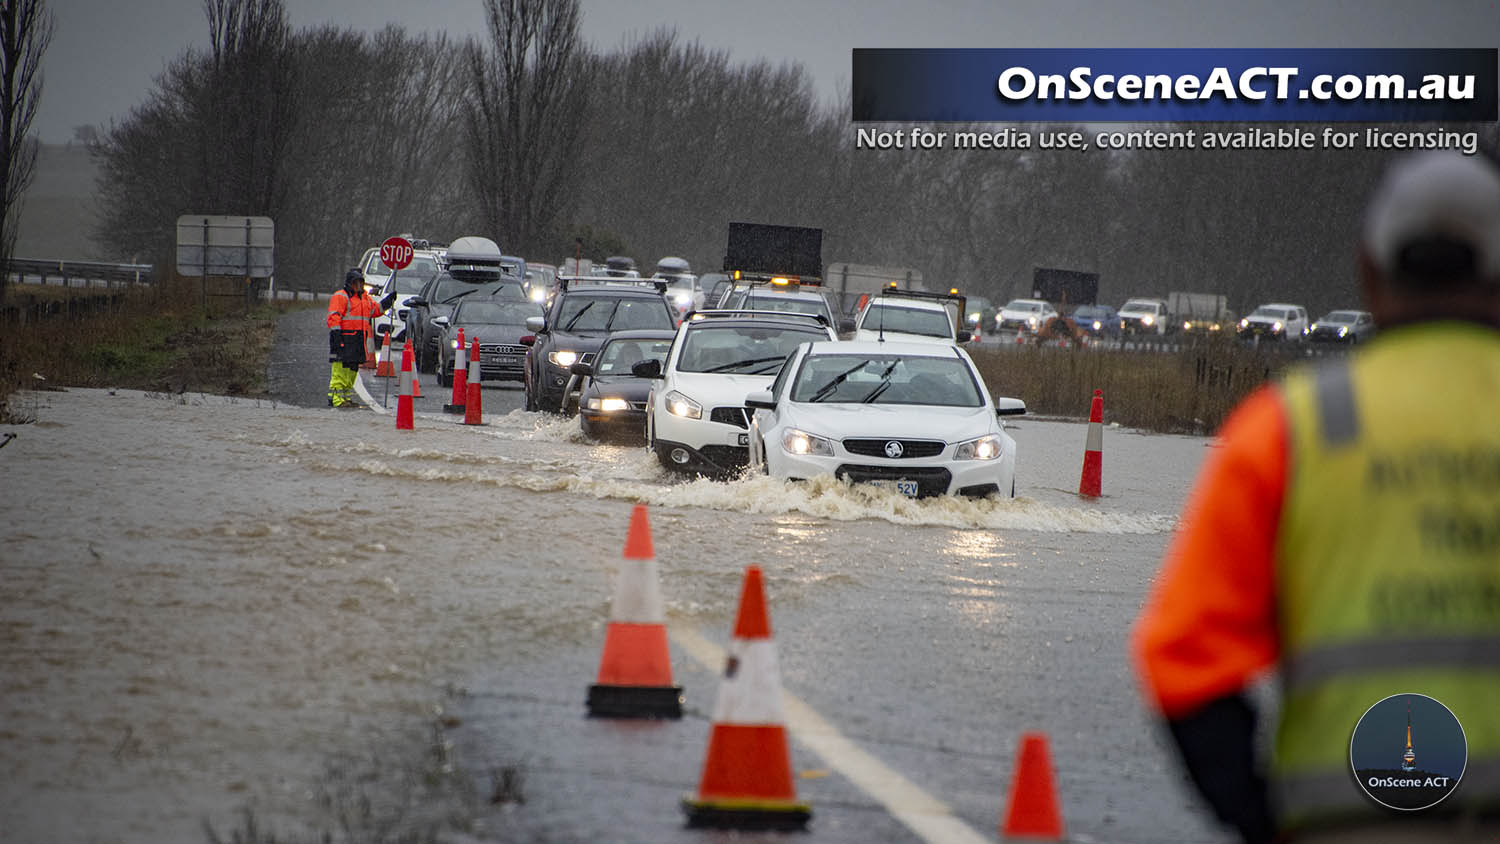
[14,143,106,261]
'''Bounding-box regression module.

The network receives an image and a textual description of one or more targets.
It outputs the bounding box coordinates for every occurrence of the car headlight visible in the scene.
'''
[1092,320,1102,330]
[1183,321,1191,331]
[782,428,834,456]
[1142,314,1155,326]
[664,390,701,419]
[1311,322,1320,331]
[450,338,459,349]
[1239,318,1249,329]
[548,350,577,368]
[529,287,547,303]
[1338,326,1348,337]
[582,395,630,413]
[955,434,1004,461]
[1272,321,1283,332]
[674,292,693,305]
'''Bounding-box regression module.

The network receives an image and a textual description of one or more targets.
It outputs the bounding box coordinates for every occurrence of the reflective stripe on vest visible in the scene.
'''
[1272,323,1500,831]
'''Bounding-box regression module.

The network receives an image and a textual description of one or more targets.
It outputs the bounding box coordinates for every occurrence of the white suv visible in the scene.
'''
[1117,298,1170,336]
[1239,303,1310,341]
[854,291,970,345]
[645,312,836,476]
[994,298,1059,335]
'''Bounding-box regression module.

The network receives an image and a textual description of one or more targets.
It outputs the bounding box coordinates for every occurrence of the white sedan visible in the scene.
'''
[746,340,1025,498]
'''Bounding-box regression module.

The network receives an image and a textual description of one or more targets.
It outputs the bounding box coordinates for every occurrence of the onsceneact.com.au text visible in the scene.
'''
[996,67,1478,103]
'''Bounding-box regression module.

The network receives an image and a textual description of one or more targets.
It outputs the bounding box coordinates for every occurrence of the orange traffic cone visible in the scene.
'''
[1000,732,1064,840]
[586,505,683,718]
[443,328,467,414]
[362,323,377,369]
[375,330,395,377]
[1078,389,1103,497]
[396,342,414,430]
[463,337,484,425]
[683,565,810,830]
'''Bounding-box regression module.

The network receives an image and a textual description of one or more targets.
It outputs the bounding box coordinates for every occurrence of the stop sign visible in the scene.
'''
[380,236,414,271]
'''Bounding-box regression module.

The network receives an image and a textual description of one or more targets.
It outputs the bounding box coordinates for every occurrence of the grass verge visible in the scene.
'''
[1,277,318,422]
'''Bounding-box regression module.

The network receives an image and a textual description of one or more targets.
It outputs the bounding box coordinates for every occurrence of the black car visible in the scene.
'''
[523,280,678,414]
[571,329,676,441]
[1069,304,1122,340]
[404,273,526,374]
[435,297,545,387]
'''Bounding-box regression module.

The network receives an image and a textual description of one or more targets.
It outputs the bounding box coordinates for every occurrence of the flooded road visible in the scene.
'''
[1,384,1232,843]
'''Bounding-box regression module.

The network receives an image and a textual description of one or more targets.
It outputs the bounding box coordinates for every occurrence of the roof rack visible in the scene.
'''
[685,309,831,327]
[558,275,668,294]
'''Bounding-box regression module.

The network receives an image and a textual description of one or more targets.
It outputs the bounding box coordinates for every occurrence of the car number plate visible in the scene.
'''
[736,433,749,446]
[871,479,921,498]
[486,355,519,365]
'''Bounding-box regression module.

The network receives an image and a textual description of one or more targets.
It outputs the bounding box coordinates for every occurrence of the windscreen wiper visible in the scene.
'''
[860,359,903,403]
[563,301,597,332]
[704,355,786,373]
[808,360,871,402]
[442,289,479,304]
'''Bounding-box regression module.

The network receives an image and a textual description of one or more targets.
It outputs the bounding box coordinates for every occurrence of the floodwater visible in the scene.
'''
[0,387,1234,843]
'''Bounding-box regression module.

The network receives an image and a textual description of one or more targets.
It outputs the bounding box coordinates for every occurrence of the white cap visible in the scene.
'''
[1363,151,1500,284]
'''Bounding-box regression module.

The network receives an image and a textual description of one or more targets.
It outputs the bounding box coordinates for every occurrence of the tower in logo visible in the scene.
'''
[1401,703,1416,772]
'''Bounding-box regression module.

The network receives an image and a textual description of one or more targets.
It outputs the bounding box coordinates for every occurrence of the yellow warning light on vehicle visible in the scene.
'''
[770,277,791,285]
[888,281,898,288]
[949,288,959,295]
[733,270,742,280]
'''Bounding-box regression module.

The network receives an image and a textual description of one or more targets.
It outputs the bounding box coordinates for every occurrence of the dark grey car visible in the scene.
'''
[405,274,526,374]
[435,298,545,387]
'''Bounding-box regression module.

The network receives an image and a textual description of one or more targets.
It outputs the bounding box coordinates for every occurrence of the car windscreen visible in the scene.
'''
[453,300,542,325]
[1004,300,1041,312]
[432,277,525,304]
[676,325,826,375]
[390,275,429,295]
[743,294,827,318]
[1251,307,1288,319]
[1320,311,1359,323]
[790,354,983,407]
[556,296,672,332]
[861,304,951,338]
[1071,306,1108,319]
[596,338,673,375]
[1121,301,1158,312]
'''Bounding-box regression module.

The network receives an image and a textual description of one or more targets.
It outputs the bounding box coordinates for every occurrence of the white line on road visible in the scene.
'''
[670,624,993,844]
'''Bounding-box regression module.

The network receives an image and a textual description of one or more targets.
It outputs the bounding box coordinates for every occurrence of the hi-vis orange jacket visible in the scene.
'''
[1131,385,1285,718]
[326,288,383,338]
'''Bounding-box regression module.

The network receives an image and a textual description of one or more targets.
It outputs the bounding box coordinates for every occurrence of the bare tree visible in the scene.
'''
[0,0,53,297]
[464,0,592,255]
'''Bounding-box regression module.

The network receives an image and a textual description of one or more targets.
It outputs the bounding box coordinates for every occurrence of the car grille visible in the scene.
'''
[709,406,750,429]
[480,343,529,355]
[699,445,748,468]
[835,465,952,498]
[842,438,945,458]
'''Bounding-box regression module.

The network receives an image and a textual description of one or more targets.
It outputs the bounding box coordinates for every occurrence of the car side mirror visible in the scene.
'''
[519,335,535,346]
[525,316,546,333]
[838,317,856,334]
[996,397,1027,417]
[631,359,662,379]
[570,361,594,377]
[432,315,449,327]
[956,329,973,343]
[408,297,426,307]
[745,390,776,411]
[376,322,392,335]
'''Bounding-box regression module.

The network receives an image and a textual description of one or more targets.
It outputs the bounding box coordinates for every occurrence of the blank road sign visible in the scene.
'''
[176,215,275,277]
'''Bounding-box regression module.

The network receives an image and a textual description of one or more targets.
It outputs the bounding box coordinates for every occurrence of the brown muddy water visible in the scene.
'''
[1,388,1228,843]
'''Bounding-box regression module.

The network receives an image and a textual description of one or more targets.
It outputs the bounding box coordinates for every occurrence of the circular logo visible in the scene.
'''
[884,440,904,458]
[1350,693,1466,811]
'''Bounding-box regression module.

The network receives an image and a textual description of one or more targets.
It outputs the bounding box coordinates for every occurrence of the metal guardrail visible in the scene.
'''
[6,257,155,288]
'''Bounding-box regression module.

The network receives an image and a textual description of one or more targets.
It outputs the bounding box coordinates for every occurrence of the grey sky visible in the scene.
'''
[37,0,1500,143]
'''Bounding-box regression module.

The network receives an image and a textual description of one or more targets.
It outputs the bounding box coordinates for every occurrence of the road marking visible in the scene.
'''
[670,624,992,844]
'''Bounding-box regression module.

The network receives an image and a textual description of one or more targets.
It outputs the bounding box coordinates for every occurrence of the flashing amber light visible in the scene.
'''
[770,276,791,285]
[733,270,741,280]
[949,287,959,295]
[888,281,898,288]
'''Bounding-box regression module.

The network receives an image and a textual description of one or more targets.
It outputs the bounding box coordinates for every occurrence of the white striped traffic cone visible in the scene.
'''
[443,327,467,414]
[586,504,683,718]
[375,329,395,377]
[683,565,810,830]
[1078,389,1103,497]
[396,342,414,430]
[463,337,483,425]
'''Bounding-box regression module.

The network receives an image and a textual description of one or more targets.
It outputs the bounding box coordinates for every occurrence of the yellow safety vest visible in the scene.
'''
[1272,321,1500,831]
